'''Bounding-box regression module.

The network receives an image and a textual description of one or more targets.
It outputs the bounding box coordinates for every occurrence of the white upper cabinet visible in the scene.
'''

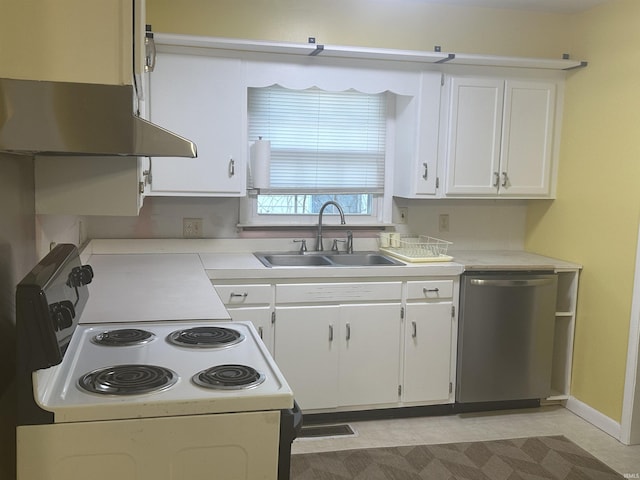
[0,0,145,86]
[393,72,442,198]
[148,53,246,196]
[443,76,557,198]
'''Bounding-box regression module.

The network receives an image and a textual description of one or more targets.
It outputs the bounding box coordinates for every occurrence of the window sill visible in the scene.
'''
[237,223,392,231]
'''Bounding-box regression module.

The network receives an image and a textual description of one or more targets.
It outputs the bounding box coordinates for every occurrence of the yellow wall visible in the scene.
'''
[147,0,637,422]
[147,0,572,58]
[526,0,640,422]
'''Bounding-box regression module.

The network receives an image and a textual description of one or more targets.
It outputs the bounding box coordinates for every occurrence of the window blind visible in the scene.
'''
[248,85,387,192]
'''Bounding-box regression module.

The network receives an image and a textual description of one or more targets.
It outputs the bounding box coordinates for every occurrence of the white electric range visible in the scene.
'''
[16,244,300,480]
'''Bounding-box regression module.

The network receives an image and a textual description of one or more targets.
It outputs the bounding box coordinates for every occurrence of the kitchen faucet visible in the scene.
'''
[315,201,346,251]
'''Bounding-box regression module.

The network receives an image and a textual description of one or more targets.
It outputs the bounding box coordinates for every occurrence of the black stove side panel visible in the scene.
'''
[15,244,91,425]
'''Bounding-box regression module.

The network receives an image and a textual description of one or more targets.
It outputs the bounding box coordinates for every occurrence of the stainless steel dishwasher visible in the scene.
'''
[456,270,558,404]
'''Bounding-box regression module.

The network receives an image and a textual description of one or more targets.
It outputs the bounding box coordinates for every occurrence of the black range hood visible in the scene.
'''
[0,78,197,157]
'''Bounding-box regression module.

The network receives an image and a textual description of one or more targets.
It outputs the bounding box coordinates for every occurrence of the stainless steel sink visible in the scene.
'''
[254,252,404,268]
[325,253,403,266]
[257,254,333,267]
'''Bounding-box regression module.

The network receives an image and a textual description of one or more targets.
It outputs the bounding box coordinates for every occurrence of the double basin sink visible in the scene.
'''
[254,251,405,268]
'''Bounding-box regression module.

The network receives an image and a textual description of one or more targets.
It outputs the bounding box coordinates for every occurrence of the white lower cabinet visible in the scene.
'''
[274,303,401,411]
[213,284,274,354]
[402,302,454,404]
[214,278,459,413]
[273,305,340,410]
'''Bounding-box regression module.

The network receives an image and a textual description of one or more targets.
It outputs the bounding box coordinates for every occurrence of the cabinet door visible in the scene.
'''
[226,307,274,355]
[394,72,442,197]
[35,156,145,216]
[339,304,401,407]
[149,53,246,196]
[444,77,504,196]
[403,302,453,404]
[499,80,556,197]
[274,306,340,410]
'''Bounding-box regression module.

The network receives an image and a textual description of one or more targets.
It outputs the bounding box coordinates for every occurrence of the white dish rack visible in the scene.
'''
[379,234,453,262]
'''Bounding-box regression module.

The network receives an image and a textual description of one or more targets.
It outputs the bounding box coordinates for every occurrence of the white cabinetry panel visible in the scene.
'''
[274,305,340,410]
[403,302,453,404]
[149,53,246,196]
[444,76,557,198]
[394,72,442,198]
[444,77,504,196]
[500,80,556,196]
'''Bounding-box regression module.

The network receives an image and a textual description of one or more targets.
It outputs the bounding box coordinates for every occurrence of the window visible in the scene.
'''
[246,85,389,222]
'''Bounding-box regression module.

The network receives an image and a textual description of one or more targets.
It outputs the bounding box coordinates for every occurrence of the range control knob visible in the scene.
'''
[50,300,76,331]
[67,265,94,288]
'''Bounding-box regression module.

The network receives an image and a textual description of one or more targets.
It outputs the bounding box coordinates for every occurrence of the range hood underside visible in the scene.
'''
[0,78,197,157]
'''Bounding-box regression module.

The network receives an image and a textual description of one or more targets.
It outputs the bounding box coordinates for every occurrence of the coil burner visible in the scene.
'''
[192,364,265,390]
[78,364,178,395]
[166,326,245,348]
[91,328,155,347]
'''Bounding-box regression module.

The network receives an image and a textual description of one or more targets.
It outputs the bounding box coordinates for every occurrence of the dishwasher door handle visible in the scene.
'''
[469,278,555,287]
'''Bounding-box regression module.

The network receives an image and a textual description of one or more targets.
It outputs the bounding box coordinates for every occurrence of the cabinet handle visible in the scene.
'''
[228,158,235,177]
[258,326,264,339]
[493,171,500,187]
[423,287,440,294]
[412,321,417,338]
[422,162,429,180]
[346,322,351,341]
[230,292,248,299]
[501,171,508,187]
[329,324,334,342]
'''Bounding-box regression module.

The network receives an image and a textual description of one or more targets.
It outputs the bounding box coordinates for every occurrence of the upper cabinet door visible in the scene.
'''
[499,80,556,197]
[393,72,442,198]
[148,53,246,196]
[443,75,558,198]
[0,0,137,86]
[444,77,504,196]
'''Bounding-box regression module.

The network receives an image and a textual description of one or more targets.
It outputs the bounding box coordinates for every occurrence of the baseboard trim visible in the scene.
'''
[565,395,621,441]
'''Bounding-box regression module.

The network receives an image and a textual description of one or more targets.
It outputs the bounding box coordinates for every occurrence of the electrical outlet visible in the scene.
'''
[398,207,408,224]
[183,218,203,238]
[438,214,449,232]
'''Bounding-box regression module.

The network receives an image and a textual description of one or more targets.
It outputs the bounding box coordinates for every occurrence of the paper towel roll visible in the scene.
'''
[250,139,271,189]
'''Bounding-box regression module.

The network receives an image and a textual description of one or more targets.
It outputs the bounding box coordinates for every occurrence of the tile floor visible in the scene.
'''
[292,405,640,477]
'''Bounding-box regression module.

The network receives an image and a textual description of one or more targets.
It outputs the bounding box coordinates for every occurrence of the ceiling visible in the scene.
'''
[414,0,610,14]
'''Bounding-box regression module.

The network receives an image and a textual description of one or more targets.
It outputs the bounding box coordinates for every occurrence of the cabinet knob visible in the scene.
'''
[228,158,235,177]
[423,287,439,294]
[346,322,351,341]
[493,172,500,187]
[501,171,508,187]
[412,321,417,338]
[329,324,334,342]
[422,162,429,180]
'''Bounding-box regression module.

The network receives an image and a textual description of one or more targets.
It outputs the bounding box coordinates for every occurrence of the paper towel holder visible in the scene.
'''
[250,136,271,191]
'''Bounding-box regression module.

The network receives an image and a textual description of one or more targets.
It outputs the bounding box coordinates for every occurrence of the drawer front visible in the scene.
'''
[277,282,402,304]
[406,280,454,300]
[214,284,272,306]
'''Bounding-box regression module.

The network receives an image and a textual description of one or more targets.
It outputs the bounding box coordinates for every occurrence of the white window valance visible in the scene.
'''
[243,57,421,96]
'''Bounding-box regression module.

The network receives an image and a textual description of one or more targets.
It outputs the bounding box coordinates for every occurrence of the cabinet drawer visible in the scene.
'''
[406,280,453,300]
[277,282,402,304]
[214,284,272,306]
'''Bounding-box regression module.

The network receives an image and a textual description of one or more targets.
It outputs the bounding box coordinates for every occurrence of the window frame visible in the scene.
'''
[239,92,396,227]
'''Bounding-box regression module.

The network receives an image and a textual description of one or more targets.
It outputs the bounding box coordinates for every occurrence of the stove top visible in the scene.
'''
[35,320,293,423]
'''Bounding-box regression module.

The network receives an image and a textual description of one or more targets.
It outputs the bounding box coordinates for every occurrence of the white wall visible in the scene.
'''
[79,196,527,251]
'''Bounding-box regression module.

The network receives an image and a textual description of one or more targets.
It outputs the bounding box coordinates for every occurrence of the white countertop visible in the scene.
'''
[79,240,581,291]
[451,250,581,271]
[81,253,230,323]
[199,252,464,280]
